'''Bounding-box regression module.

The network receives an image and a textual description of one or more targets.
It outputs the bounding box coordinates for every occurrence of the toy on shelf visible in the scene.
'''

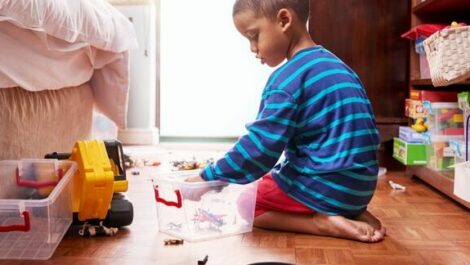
[399,126,425,143]
[423,101,464,136]
[79,222,118,237]
[45,140,133,236]
[412,118,427,132]
[450,21,467,28]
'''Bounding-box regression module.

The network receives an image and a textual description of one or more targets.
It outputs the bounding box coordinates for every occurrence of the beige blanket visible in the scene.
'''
[0,84,93,160]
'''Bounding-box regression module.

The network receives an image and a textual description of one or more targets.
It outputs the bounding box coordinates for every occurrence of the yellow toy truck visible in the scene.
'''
[45,140,133,231]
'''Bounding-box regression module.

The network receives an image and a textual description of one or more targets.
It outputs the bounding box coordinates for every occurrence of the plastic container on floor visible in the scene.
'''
[153,170,258,241]
[0,160,75,260]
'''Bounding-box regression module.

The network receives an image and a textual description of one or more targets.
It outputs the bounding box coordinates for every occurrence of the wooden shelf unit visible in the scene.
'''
[407,0,470,209]
[406,166,470,209]
[410,79,470,87]
[413,0,470,14]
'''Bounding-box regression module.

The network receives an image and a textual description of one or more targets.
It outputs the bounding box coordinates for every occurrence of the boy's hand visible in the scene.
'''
[182,175,211,201]
[185,175,206,183]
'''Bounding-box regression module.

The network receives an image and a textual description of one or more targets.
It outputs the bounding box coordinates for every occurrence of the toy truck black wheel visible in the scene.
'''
[103,195,134,227]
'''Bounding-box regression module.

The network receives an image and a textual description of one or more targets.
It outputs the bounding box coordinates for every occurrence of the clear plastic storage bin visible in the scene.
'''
[153,170,258,241]
[422,134,462,171]
[0,160,75,260]
[422,101,463,136]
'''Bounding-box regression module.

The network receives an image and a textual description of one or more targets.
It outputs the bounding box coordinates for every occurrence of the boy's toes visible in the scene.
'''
[371,229,385,242]
[357,224,376,242]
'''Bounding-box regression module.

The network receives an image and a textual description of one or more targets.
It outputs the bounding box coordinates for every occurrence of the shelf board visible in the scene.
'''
[410,79,470,86]
[410,79,433,86]
[413,0,470,14]
[406,166,470,209]
[376,117,409,124]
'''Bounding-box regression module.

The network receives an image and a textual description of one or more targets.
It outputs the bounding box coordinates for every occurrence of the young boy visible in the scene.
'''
[186,0,385,243]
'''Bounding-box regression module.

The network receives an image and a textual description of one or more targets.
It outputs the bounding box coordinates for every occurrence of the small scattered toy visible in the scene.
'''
[389,180,406,191]
[172,158,214,171]
[198,255,209,265]
[78,222,118,237]
[164,239,184,245]
[147,161,161,167]
[167,222,182,231]
[124,153,161,168]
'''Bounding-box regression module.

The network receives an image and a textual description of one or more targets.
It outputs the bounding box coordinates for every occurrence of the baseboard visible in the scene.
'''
[118,127,160,145]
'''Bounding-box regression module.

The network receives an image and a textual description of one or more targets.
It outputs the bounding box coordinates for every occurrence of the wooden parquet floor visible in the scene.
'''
[2,164,470,265]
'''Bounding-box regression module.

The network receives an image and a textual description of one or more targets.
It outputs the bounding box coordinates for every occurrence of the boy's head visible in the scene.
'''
[232,0,312,67]
[233,0,310,24]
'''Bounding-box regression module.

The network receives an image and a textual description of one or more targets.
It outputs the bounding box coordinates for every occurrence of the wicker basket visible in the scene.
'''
[423,26,470,87]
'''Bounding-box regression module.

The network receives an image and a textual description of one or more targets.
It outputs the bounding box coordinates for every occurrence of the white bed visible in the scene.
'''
[0,0,137,159]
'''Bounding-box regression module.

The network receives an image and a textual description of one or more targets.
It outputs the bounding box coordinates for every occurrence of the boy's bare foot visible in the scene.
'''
[354,210,386,240]
[254,211,385,243]
[315,214,384,243]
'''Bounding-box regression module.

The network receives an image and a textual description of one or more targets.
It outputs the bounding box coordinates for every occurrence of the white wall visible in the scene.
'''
[159,0,273,137]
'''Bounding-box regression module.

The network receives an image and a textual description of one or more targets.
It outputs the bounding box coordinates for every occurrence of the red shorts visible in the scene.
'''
[254,173,316,217]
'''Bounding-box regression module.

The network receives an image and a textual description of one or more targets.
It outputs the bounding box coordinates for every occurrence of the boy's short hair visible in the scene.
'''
[233,0,310,24]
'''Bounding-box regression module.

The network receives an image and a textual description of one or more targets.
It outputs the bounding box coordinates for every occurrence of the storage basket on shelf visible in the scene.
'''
[423,25,470,87]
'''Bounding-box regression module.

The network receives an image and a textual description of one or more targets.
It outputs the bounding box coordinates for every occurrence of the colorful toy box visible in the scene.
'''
[153,170,258,241]
[393,137,428,165]
[406,90,459,119]
[0,160,75,260]
[409,89,458,102]
[405,98,427,119]
[399,126,425,143]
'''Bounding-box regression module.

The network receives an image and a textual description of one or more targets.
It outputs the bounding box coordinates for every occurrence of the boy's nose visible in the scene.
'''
[250,43,257,54]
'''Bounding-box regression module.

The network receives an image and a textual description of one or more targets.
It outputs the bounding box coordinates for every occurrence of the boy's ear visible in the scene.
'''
[277,8,292,31]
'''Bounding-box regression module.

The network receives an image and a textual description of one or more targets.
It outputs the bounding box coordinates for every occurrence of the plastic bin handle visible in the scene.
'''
[0,211,31,232]
[153,185,182,208]
[16,168,64,188]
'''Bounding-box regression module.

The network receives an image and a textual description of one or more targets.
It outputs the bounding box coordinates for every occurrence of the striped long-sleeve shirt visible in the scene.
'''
[200,45,380,217]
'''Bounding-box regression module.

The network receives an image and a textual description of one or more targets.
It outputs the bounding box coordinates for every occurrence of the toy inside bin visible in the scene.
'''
[0,160,75,260]
[422,101,464,136]
[153,170,258,241]
[422,134,460,171]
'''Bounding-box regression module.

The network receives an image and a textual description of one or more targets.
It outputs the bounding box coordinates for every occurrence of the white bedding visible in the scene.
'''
[0,0,138,128]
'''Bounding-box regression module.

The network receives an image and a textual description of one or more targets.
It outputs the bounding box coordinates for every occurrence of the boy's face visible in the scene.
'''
[233,10,290,67]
